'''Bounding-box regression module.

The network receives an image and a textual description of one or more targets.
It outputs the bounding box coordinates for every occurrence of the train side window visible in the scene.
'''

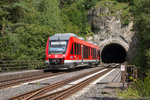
[79,44,80,55]
[83,45,84,58]
[91,48,93,56]
[70,44,73,54]
[92,48,94,57]
[86,46,87,58]
[97,50,100,57]
[94,49,95,58]
[83,45,85,58]
[87,46,88,58]
[94,49,96,58]
[92,48,93,58]
[77,43,80,55]
[77,44,78,55]
[93,48,94,59]
[85,46,87,58]
[91,48,92,56]
[87,46,89,58]
[93,49,96,59]
[83,45,88,59]
[88,47,90,56]
[74,43,77,55]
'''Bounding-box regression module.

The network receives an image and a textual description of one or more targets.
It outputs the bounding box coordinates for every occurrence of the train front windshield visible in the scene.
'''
[49,41,68,54]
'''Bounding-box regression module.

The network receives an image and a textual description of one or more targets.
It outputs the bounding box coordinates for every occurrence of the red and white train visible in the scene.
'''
[45,33,100,70]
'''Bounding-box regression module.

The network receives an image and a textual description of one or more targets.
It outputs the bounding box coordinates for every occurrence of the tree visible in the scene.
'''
[0,0,63,61]
[132,0,150,74]
[61,0,93,36]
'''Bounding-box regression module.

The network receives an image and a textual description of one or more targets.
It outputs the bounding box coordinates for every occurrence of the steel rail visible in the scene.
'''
[10,67,105,100]
[34,68,113,100]
[0,72,65,89]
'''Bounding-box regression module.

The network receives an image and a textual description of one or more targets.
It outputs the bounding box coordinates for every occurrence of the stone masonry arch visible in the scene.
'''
[99,37,129,52]
[99,38,129,63]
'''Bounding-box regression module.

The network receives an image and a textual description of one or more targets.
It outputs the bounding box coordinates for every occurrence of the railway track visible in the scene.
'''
[0,72,65,89]
[34,68,113,100]
[10,67,114,100]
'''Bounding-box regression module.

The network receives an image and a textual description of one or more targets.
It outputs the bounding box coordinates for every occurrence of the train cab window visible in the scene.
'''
[70,44,73,54]
[49,41,68,54]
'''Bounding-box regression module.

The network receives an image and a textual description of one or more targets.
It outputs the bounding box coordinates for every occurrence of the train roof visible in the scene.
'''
[49,33,78,40]
[49,33,98,47]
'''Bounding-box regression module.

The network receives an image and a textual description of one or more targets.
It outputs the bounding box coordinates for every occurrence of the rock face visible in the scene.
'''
[87,4,138,61]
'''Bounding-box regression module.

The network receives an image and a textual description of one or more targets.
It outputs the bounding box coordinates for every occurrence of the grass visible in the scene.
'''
[116,87,139,99]
[117,76,150,99]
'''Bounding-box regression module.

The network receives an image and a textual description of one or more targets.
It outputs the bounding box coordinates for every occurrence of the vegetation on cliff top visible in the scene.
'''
[96,0,131,25]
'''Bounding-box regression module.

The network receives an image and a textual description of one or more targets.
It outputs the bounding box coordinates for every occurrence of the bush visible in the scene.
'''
[117,75,150,99]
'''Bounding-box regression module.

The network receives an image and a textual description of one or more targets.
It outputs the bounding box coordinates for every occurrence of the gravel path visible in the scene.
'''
[67,68,121,100]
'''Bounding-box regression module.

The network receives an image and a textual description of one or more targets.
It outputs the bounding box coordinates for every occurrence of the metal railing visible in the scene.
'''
[0,60,46,72]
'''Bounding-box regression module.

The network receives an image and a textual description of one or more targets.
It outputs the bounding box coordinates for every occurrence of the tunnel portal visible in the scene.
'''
[101,43,127,63]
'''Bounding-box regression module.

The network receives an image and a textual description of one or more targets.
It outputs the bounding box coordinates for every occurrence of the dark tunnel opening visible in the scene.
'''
[101,43,127,63]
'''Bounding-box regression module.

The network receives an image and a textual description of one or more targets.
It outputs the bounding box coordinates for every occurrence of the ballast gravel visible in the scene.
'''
[0,84,46,100]
[0,67,104,100]
[67,68,121,100]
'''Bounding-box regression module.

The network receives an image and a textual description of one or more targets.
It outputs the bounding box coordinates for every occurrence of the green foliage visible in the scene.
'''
[96,0,131,25]
[61,0,94,36]
[13,24,54,60]
[131,0,150,73]
[117,76,150,98]
[0,0,95,63]
[136,77,150,97]
[37,0,63,32]
[0,0,63,61]
[117,88,139,99]
[84,0,99,10]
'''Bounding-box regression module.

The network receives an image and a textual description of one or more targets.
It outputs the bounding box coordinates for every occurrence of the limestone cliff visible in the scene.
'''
[87,2,138,61]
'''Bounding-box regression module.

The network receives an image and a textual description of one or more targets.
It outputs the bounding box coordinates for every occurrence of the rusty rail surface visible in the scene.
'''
[10,67,106,100]
[0,72,65,89]
[34,68,113,100]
